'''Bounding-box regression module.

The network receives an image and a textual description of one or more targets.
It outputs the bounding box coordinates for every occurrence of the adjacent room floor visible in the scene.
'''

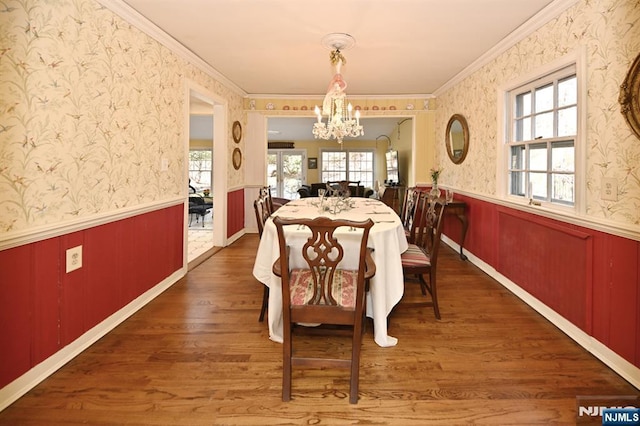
[187,212,213,262]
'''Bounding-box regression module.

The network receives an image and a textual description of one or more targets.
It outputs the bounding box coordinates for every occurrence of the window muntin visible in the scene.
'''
[507,66,577,207]
[320,149,374,188]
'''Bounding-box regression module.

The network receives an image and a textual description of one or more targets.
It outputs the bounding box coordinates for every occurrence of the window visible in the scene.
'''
[506,65,577,207]
[320,149,374,189]
[189,149,212,192]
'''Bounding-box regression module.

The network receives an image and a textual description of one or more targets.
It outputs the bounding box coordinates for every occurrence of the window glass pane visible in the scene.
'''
[188,150,212,192]
[552,173,574,203]
[348,152,374,188]
[534,111,553,139]
[510,145,525,169]
[530,172,547,199]
[515,92,531,117]
[557,106,577,137]
[529,143,547,171]
[558,75,577,107]
[514,117,531,141]
[509,171,525,196]
[535,84,553,112]
[267,153,277,190]
[551,141,574,172]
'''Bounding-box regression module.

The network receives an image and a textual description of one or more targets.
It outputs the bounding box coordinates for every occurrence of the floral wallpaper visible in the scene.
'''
[0,0,244,234]
[435,0,640,227]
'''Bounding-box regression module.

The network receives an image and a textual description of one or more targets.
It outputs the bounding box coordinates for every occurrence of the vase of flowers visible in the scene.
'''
[430,167,443,198]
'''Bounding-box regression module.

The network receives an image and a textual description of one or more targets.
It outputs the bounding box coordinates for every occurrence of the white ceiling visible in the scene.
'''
[122,0,559,139]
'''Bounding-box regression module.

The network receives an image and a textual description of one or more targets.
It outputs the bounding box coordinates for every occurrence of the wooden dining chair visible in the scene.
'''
[259,186,275,215]
[272,216,376,404]
[400,195,446,319]
[400,186,421,243]
[326,180,362,197]
[253,197,271,322]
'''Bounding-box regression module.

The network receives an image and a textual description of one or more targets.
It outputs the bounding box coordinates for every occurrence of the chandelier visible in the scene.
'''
[312,33,364,144]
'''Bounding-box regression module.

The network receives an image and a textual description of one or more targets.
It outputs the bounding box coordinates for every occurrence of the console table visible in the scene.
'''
[443,199,468,260]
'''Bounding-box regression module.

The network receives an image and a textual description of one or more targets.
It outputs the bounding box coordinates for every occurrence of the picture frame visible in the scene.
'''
[308,157,317,169]
[232,147,242,170]
[232,120,242,143]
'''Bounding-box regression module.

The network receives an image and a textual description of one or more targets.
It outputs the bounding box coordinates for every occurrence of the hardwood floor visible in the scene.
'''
[1,234,637,425]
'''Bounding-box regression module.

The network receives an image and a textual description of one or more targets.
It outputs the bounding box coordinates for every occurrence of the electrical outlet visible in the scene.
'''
[601,177,618,201]
[66,245,82,273]
[161,158,169,171]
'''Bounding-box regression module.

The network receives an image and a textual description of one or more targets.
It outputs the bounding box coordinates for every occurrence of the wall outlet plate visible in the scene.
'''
[601,177,618,201]
[66,245,82,273]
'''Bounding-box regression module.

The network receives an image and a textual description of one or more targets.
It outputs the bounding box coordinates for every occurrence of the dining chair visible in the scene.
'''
[400,195,446,319]
[261,185,290,212]
[326,180,362,197]
[253,197,271,322]
[259,186,275,215]
[271,216,376,404]
[400,186,421,242]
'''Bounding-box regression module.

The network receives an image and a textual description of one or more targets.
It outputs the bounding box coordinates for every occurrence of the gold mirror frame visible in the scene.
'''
[619,52,640,140]
[445,114,469,165]
[232,147,242,170]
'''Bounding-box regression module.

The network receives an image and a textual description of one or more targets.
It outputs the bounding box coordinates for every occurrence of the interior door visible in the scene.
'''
[267,149,306,199]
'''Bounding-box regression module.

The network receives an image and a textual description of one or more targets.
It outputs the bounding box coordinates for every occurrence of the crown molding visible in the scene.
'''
[97,0,247,98]
[434,0,580,96]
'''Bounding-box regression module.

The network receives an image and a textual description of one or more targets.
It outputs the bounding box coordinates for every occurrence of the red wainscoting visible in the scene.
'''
[441,194,639,368]
[227,188,245,238]
[0,205,184,388]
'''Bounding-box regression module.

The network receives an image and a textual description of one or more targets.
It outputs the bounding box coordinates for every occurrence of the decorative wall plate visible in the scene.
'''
[232,120,242,143]
[232,147,242,170]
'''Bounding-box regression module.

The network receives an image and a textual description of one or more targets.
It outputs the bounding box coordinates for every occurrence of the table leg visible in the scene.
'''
[456,212,468,260]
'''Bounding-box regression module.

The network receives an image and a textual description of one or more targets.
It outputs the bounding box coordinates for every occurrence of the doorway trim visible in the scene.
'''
[185,80,228,268]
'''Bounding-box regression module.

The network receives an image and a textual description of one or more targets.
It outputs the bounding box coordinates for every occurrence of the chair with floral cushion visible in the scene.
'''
[400,195,446,319]
[271,216,376,404]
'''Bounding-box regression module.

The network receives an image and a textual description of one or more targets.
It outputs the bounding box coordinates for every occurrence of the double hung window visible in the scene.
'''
[506,65,577,207]
[320,149,375,189]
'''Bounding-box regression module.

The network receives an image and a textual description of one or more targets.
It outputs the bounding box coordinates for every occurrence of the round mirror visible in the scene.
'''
[619,52,640,140]
[445,114,469,164]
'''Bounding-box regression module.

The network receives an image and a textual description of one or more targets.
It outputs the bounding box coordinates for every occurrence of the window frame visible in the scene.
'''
[497,50,586,214]
[319,147,376,189]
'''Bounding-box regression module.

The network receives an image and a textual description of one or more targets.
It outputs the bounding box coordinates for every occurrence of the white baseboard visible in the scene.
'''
[441,235,640,390]
[227,229,246,245]
[0,269,185,412]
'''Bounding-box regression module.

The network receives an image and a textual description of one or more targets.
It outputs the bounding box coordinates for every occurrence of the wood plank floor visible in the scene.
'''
[1,234,637,425]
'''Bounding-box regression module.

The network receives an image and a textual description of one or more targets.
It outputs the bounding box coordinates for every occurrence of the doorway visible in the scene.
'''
[186,83,228,267]
[267,149,306,199]
[188,97,214,262]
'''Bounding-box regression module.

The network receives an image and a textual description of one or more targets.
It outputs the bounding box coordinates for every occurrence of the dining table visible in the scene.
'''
[252,196,409,347]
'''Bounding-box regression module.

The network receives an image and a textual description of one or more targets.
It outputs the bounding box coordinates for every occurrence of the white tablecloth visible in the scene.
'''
[252,197,408,347]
